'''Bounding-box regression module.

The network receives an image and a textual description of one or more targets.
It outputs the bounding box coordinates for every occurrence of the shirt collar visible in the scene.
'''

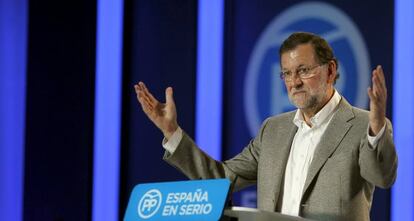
[293,90,342,128]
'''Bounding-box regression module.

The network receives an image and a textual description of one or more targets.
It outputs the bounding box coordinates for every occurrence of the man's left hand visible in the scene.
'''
[367,65,387,135]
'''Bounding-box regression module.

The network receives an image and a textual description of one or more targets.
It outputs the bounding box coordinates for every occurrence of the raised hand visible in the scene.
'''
[134,82,178,139]
[367,65,387,135]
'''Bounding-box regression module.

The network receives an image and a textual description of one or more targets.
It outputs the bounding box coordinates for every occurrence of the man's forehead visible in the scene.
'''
[280,44,317,68]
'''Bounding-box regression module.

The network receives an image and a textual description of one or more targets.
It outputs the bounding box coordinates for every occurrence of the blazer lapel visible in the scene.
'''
[265,113,298,210]
[301,98,355,197]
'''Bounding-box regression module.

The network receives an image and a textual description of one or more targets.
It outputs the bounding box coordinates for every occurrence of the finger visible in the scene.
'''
[135,83,151,104]
[371,68,378,95]
[141,101,153,114]
[372,74,381,94]
[373,73,386,99]
[371,68,384,97]
[165,87,175,106]
[373,66,387,96]
[136,91,151,108]
[136,82,157,107]
[138,90,156,109]
[142,96,156,114]
[135,82,147,93]
[139,82,159,104]
[137,93,153,115]
[135,87,145,103]
[376,65,387,88]
[367,87,377,102]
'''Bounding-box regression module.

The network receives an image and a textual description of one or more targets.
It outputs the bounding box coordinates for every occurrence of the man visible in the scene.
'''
[134,32,397,221]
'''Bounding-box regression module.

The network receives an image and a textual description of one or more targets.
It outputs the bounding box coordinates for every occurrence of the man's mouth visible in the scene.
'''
[292,91,306,95]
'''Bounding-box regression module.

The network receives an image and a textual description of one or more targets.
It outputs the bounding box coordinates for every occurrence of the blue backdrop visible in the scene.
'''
[222,1,393,221]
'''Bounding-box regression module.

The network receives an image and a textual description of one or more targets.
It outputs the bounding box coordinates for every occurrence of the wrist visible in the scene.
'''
[370,120,385,136]
[163,123,178,140]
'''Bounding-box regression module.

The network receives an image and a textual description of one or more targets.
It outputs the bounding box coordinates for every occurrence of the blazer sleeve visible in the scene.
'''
[163,118,270,192]
[359,118,398,188]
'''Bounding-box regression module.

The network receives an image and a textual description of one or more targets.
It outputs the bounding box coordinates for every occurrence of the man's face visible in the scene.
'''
[280,44,335,111]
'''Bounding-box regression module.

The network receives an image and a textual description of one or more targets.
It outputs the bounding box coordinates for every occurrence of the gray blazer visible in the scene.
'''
[164,98,397,221]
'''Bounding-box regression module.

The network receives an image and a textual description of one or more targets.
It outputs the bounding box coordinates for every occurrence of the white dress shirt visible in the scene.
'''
[280,90,341,216]
[162,91,385,217]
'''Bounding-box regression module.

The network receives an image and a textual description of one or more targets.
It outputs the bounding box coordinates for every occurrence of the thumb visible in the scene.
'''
[165,87,175,105]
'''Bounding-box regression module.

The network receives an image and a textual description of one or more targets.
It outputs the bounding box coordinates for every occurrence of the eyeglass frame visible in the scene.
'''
[279,63,327,82]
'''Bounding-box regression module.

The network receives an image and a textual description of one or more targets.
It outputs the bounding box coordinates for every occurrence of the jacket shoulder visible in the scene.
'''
[263,110,296,130]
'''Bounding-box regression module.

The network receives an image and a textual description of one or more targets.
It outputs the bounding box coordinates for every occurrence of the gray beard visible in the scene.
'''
[289,94,321,112]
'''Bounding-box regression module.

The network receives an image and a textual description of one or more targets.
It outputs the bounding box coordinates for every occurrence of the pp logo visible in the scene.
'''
[244,2,371,136]
[137,189,162,219]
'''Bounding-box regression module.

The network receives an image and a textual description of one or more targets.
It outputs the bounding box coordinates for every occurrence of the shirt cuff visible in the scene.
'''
[367,123,386,148]
[162,127,183,154]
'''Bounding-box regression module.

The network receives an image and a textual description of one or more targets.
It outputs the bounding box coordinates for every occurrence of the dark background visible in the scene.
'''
[23,0,96,220]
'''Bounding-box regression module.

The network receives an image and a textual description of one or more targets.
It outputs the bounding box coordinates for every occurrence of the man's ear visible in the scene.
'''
[327,60,337,83]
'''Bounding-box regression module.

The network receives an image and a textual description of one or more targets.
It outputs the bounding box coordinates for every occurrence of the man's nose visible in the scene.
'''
[290,74,303,87]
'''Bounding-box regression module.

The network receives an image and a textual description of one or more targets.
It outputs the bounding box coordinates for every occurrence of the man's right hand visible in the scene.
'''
[134,82,178,140]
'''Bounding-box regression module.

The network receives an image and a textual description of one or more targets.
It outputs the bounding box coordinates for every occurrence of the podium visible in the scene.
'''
[124,179,316,221]
[221,207,315,221]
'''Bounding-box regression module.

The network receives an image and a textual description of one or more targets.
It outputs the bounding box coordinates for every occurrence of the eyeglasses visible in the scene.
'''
[280,63,326,82]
